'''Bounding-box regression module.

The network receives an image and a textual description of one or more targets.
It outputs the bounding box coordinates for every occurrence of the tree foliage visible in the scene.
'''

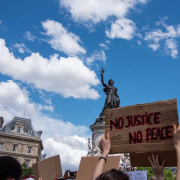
[138,167,175,180]
[138,167,155,179]
[21,162,34,177]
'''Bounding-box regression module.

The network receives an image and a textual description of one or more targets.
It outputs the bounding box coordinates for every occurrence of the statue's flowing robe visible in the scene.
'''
[101,84,118,115]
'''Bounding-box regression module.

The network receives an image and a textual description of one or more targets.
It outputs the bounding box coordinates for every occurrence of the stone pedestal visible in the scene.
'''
[90,122,105,148]
[87,122,105,156]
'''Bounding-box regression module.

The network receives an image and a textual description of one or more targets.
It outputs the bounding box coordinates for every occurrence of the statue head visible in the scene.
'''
[108,79,114,85]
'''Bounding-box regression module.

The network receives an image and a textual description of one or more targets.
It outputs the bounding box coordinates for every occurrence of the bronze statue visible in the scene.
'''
[99,67,120,117]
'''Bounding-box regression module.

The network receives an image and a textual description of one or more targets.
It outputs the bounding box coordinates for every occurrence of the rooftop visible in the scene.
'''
[0,116,42,138]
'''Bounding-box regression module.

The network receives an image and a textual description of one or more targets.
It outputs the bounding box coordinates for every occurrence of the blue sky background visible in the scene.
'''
[0,0,180,171]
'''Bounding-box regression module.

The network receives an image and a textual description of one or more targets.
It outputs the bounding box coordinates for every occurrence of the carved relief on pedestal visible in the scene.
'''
[87,138,101,157]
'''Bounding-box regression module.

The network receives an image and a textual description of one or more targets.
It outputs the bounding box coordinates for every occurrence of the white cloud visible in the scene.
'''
[60,0,149,39]
[0,80,35,118]
[105,40,111,44]
[0,81,53,122]
[60,0,148,24]
[0,80,90,171]
[137,40,142,45]
[43,137,87,170]
[144,18,180,58]
[13,43,31,53]
[0,38,100,99]
[99,43,109,50]
[24,31,37,41]
[42,20,86,56]
[145,26,180,42]
[0,20,1,24]
[38,90,52,105]
[149,43,160,51]
[165,39,178,59]
[136,33,143,38]
[86,50,106,65]
[106,18,136,39]
[33,117,89,171]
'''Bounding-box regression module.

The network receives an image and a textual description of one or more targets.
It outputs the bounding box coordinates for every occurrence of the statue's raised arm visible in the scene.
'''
[100,67,107,87]
[95,68,121,123]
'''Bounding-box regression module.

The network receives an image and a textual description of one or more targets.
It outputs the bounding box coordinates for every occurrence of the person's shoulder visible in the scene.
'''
[113,86,117,91]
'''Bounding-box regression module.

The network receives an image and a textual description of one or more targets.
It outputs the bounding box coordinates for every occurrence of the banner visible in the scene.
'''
[105,99,178,154]
[33,155,62,180]
[76,156,120,180]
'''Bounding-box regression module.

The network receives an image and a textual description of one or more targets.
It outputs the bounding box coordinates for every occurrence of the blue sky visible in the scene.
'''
[0,0,180,171]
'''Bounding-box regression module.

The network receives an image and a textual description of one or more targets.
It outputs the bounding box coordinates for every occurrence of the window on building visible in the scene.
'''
[0,143,2,150]
[5,126,10,132]
[25,160,30,166]
[17,127,21,133]
[13,145,18,152]
[27,129,31,135]
[27,147,31,154]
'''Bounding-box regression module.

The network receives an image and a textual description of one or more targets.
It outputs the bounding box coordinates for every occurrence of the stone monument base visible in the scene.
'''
[87,121,105,156]
[95,115,105,123]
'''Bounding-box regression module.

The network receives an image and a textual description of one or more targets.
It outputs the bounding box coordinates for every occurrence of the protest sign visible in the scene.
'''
[33,155,62,180]
[125,171,147,180]
[130,151,177,167]
[76,156,120,180]
[105,99,179,154]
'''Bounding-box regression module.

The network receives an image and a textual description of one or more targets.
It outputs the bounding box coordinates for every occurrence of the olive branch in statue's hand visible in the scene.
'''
[100,67,105,77]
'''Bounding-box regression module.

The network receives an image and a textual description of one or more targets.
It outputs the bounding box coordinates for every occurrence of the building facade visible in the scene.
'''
[0,116,44,167]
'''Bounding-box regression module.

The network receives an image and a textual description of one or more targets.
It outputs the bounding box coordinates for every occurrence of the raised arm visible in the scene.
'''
[91,133,111,180]
[173,124,180,180]
[101,73,107,87]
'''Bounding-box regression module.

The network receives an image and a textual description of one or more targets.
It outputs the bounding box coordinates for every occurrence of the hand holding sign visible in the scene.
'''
[173,123,180,150]
[173,124,180,180]
[99,133,111,158]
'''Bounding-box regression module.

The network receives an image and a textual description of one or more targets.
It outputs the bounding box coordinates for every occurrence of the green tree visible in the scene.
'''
[164,168,175,180]
[21,162,34,177]
[138,167,155,179]
[137,167,175,180]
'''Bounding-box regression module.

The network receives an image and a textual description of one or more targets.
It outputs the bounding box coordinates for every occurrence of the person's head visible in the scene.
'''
[0,156,22,180]
[96,169,129,180]
[108,79,114,85]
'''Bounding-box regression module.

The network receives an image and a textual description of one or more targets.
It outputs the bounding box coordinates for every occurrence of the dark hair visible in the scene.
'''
[96,169,129,180]
[0,156,22,180]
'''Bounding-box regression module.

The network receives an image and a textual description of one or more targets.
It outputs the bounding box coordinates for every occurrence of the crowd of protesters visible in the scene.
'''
[0,123,179,180]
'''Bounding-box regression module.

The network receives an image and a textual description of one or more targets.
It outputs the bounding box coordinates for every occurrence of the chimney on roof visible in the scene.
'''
[38,130,42,137]
[0,117,4,128]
